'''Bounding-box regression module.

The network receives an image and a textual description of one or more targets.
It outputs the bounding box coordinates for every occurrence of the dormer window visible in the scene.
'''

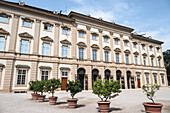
[79,32,84,37]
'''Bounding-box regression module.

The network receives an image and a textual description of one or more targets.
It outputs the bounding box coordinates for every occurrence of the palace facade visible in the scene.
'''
[0,0,168,92]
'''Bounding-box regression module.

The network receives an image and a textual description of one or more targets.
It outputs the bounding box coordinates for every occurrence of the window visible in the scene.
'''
[23,21,31,27]
[17,69,26,85]
[92,35,96,40]
[0,16,8,23]
[146,74,149,84]
[79,32,84,37]
[116,53,119,63]
[44,24,51,31]
[143,57,146,66]
[151,58,154,66]
[92,50,97,61]
[115,39,118,44]
[62,29,68,34]
[154,75,157,84]
[105,51,109,62]
[124,41,128,46]
[161,75,165,84]
[135,56,138,65]
[125,54,129,64]
[20,40,29,53]
[62,46,68,57]
[133,43,136,48]
[0,36,5,51]
[158,59,161,67]
[157,48,160,52]
[79,48,84,59]
[43,43,50,56]
[104,37,108,42]
[62,71,68,76]
[41,71,48,81]
[142,45,145,49]
[150,46,153,51]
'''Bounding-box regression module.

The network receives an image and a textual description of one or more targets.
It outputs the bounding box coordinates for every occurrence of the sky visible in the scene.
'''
[5,0,170,51]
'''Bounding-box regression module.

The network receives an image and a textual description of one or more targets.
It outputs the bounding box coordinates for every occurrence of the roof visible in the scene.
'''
[68,11,134,33]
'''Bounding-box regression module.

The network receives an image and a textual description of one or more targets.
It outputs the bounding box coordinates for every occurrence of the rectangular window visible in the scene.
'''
[20,40,29,53]
[115,39,118,44]
[157,48,160,52]
[146,75,149,84]
[92,50,97,61]
[150,46,153,51]
[116,53,119,63]
[104,37,108,42]
[158,59,161,67]
[17,69,26,85]
[92,35,96,40]
[142,45,145,49]
[23,21,31,27]
[79,32,84,37]
[79,48,84,59]
[151,58,154,66]
[133,43,136,48]
[62,46,68,57]
[161,75,165,84]
[0,36,5,51]
[0,16,8,23]
[62,29,68,34]
[43,43,50,56]
[105,51,109,62]
[154,75,157,84]
[125,54,129,64]
[62,71,68,76]
[124,42,128,46]
[143,57,146,66]
[41,71,48,81]
[135,56,138,65]
[44,24,51,31]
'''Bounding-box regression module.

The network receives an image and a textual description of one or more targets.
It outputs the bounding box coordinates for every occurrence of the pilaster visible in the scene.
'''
[54,24,60,57]
[52,63,59,78]
[86,26,91,60]
[30,62,38,81]
[146,44,151,66]
[98,29,103,61]
[153,46,158,66]
[110,32,114,62]
[120,35,125,63]
[138,42,142,65]
[71,23,77,59]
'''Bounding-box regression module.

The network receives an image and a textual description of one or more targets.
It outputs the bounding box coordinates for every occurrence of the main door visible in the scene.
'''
[61,77,67,90]
[77,68,86,90]
[137,75,141,88]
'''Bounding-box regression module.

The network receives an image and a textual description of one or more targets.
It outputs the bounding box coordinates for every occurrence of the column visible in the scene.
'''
[129,38,134,64]
[164,71,168,86]
[52,63,59,78]
[160,47,164,67]
[120,35,125,63]
[86,26,91,60]
[146,44,151,66]
[54,23,60,57]
[157,71,161,85]
[110,32,114,62]
[141,70,145,86]
[113,68,116,81]
[86,66,92,90]
[99,67,104,79]
[30,62,38,81]
[8,14,20,52]
[98,29,103,61]
[33,19,41,54]
[71,65,77,81]
[122,68,127,89]
[150,70,153,85]
[71,23,77,59]
[138,42,142,65]
[153,46,158,66]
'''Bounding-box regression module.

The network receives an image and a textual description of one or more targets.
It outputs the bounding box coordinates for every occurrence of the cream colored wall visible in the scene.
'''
[0,59,6,90]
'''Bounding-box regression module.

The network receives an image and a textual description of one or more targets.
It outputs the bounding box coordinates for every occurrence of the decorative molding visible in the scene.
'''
[14,14,20,18]
[72,22,78,27]
[142,53,147,56]
[91,32,99,36]
[86,26,91,30]
[39,66,52,69]
[77,42,87,47]
[43,22,53,26]
[41,36,53,42]
[113,37,120,40]
[0,63,5,68]
[124,49,131,54]
[60,67,70,70]
[16,65,30,68]
[0,28,9,35]
[133,51,139,55]
[60,39,71,45]
[123,39,129,42]
[150,54,155,57]
[36,19,41,23]
[109,32,113,35]
[119,34,123,37]
[114,48,121,53]
[0,13,11,18]
[21,17,34,22]
[98,29,103,33]
[103,35,110,39]
[103,46,111,51]
[91,44,100,49]
[157,55,162,59]
[19,32,33,38]
[132,41,137,44]
[61,25,71,30]
[77,29,86,34]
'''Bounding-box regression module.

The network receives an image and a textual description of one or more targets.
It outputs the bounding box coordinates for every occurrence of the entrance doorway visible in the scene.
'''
[105,69,111,81]
[137,75,141,88]
[92,69,99,87]
[77,68,86,90]
[127,71,131,89]
[61,78,67,90]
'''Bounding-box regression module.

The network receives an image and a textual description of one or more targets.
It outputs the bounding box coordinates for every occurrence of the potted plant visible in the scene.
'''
[142,84,163,113]
[37,80,46,102]
[44,78,62,105]
[29,80,40,100]
[92,79,121,113]
[66,80,82,109]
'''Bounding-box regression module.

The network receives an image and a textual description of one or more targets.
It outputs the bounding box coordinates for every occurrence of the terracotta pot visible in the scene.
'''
[67,98,78,109]
[143,102,163,113]
[97,101,111,113]
[31,93,40,100]
[38,95,46,102]
[48,97,58,105]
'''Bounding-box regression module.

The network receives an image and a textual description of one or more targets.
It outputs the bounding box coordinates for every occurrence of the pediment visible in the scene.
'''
[19,32,33,38]
[103,35,110,39]
[103,46,111,51]
[150,54,155,57]
[21,17,34,22]
[157,55,162,59]
[113,37,120,40]
[124,49,130,54]
[91,44,99,49]
[91,32,98,36]
[0,28,9,35]
[133,41,137,44]
[77,42,87,47]
[133,51,139,55]
[60,39,71,45]
[41,36,53,42]
[142,53,147,56]
[61,26,71,30]
[123,39,129,42]
[43,22,53,26]
[114,48,121,52]
[78,29,86,34]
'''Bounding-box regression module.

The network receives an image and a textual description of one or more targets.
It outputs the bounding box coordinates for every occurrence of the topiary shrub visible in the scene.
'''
[29,80,40,94]
[37,80,46,95]
[142,84,161,103]
[66,80,82,99]
[92,79,121,102]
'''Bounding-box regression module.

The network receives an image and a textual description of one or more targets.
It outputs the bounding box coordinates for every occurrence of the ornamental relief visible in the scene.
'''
[77,42,87,47]
[60,39,71,45]
[41,36,53,42]
[91,44,100,49]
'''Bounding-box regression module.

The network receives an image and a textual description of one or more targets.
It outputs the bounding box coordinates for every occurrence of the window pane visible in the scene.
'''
[79,48,84,59]
[0,37,5,51]
[23,21,31,27]
[105,51,108,62]
[115,39,118,44]
[161,76,165,84]
[92,50,97,60]
[79,32,84,37]
[62,46,68,57]
[41,71,48,81]
[104,37,108,42]
[0,16,8,22]
[20,40,29,53]
[125,54,129,64]
[116,53,119,63]
[124,42,127,46]
[92,35,96,40]
[135,56,138,65]
[62,29,68,34]
[43,43,50,56]
[17,69,26,85]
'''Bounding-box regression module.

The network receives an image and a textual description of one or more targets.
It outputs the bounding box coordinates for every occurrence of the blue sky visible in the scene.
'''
[6,0,170,51]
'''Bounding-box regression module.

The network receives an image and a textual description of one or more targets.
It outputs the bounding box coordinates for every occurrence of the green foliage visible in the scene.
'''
[36,80,46,95]
[163,49,170,85]
[66,80,82,99]
[142,84,160,103]
[44,78,62,97]
[92,79,121,102]
[29,80,40,94]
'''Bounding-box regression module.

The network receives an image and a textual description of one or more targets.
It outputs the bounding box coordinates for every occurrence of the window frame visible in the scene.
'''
[15,68,29,87]
[104,37,108,43]
[115,53,119,63]
[62,45,68,58]
[151,57,154,67]
[0,35,7,51]
[0,15,9,24]
[92,49,97,61]
[114,39,119,44]
[135,56,138,65]
[145,74,150,84]
[41,70,49,81]
[104,51,109,62]
[42,42,51,56]
[44,24,52,32]
[20,39,30,54]
[125,54,129,64]
[143,56,146,66]
[161,75,165,85]
[79,47,84,59]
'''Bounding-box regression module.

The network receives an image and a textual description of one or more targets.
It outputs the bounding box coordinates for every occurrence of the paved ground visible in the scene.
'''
[0,87,170,113]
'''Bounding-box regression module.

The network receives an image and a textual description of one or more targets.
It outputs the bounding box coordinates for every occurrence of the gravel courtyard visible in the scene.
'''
[0,87,170,113]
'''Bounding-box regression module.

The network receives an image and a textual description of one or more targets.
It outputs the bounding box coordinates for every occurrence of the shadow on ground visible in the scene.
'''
[96,107,122,112]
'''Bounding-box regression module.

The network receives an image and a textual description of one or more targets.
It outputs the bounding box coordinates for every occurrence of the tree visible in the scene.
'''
[163,49,170,85]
